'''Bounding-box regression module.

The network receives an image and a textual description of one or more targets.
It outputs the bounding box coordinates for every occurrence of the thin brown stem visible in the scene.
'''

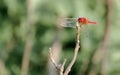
[49,48,58,68]
[64,23,81,75]
[48,17,62,75]
[49,22,81,75]
[49,48,66,75]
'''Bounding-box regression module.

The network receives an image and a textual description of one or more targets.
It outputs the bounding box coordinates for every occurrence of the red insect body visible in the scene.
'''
[78,17,96,25]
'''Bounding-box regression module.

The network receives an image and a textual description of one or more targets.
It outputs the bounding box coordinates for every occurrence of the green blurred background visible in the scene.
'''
[0,0,120,75]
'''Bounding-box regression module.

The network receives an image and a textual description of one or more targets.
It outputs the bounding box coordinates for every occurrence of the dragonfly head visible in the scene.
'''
[78,17,87,25]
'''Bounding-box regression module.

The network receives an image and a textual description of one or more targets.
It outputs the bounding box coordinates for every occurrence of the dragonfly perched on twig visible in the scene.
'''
[59,17,96,28]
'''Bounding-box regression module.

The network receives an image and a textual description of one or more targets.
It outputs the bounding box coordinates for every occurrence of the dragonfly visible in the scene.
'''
[59,17,96,28]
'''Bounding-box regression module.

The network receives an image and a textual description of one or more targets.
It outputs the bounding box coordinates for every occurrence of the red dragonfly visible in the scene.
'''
[59,17,96,28]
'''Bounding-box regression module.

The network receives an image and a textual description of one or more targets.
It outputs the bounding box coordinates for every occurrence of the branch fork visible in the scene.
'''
[49,23,81,75]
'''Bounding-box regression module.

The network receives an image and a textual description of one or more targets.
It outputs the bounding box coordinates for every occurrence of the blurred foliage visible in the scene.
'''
[0,0,120,75]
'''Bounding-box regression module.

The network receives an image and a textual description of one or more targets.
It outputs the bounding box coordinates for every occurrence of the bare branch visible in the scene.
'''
[49,48,58,68]
[59,59,67,75]
[64,22,81,75]
[49,48,66,75]
[49,22,81,75]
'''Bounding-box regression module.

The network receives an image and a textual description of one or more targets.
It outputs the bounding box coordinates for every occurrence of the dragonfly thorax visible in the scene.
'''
[78,17,87,24]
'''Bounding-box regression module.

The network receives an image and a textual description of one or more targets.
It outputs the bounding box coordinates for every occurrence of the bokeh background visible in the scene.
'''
[0,0,120,75]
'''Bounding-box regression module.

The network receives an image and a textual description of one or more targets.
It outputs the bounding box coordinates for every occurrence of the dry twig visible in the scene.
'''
[49,48,66,75]
[49,22,81,75]
[48,17,62,75]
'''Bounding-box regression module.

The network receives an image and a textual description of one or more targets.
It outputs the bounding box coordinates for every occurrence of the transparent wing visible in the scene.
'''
[81,25,89,37]
[59,18,77,28]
